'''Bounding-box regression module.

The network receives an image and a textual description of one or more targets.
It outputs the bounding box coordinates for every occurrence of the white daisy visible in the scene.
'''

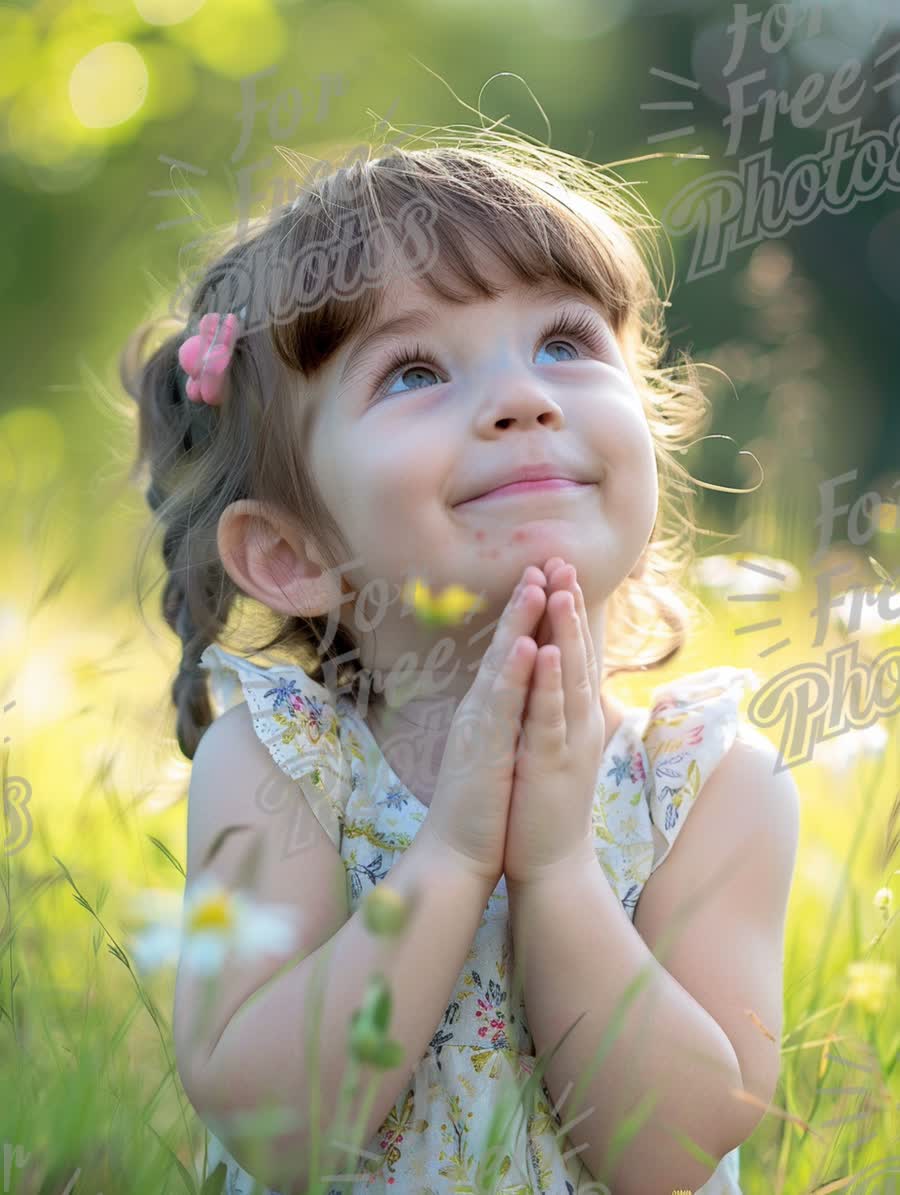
[692,553,801,598]
[126,874,301,976]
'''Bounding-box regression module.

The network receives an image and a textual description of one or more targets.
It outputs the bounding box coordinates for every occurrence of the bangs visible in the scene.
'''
[256,148,645,380]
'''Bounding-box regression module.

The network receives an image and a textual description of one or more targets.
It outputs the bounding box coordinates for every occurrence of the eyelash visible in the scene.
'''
[370,310,609,400]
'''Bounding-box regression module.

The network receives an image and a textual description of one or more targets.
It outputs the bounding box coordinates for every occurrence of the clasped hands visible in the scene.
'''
[502,557,607,888]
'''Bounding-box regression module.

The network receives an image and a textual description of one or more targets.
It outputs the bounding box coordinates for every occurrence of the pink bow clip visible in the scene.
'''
[177,312,240,405]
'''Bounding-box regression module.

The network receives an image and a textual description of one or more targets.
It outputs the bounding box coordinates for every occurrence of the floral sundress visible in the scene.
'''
[194,643,757,1194]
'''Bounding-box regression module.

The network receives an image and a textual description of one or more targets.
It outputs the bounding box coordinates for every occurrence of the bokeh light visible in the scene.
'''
[69,41,149,129]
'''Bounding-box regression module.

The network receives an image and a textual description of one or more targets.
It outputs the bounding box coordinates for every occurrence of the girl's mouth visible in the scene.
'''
[456,479,595,506]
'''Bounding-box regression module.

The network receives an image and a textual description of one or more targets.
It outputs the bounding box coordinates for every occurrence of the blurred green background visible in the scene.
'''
[1,0,898,1191]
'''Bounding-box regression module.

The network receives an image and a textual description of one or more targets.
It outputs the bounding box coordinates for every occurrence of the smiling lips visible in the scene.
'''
[457,460,594,506]
[457,479,594,505]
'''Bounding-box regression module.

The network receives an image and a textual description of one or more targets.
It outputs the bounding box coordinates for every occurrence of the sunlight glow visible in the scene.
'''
[69,41,148,128]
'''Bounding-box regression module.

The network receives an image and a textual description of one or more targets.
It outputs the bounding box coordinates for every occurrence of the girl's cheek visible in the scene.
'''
[591,389,653,469]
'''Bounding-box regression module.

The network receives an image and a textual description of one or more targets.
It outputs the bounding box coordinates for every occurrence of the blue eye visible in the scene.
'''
[369,308,609,401]
[370,342,443,399]
[534,310,609,364]
[385,354,442,396]
[535,340,579,364]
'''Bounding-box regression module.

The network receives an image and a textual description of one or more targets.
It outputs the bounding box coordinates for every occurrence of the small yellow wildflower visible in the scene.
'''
[402,577,486,627]
[846,960,895,1015]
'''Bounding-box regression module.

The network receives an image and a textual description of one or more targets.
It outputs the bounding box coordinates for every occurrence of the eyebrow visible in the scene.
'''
[338,280,603,386]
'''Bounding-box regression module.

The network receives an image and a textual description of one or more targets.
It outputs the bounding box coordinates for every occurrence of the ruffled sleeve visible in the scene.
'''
[642,666,761,875]
[198,642,353,852]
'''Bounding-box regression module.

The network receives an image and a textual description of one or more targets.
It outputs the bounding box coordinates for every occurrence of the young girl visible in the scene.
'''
[121,132,799,1194]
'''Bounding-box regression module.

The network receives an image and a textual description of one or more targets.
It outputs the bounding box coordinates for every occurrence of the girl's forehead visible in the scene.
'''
[372,234,565,312]
[373,270,596,321]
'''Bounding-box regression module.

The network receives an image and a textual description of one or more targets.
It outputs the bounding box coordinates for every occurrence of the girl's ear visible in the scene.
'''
[216,499,344,618]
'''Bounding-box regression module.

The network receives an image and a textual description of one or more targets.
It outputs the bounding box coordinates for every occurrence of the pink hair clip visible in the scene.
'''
[177,311,240,406]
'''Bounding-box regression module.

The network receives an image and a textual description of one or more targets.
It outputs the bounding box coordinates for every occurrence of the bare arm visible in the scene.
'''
[506,734,798,1194]
[174,697,494,1195]
[183,789,493,1192]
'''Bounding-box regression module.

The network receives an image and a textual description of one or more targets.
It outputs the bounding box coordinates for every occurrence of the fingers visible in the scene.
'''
[551,566,599,710]
[568,572,599,707]
[521,641,566,756]
[541,562,598,709]
[466,570,546,768]
[534,557,570,648]
[447,632,536,781]
[520,593,587,758]
[476,569,546,692]
[458,635,536,780]
[522,564,598,754]
[549,588,593,737]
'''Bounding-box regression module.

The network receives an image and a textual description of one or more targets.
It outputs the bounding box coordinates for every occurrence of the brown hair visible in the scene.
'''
[120,127,715,760]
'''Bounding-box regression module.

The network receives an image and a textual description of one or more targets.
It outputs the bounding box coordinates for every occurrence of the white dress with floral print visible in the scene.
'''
[196,643,756,1194]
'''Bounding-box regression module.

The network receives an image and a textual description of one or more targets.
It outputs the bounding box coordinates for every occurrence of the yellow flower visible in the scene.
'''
[846,960,895,1015]
[402,578,486,627]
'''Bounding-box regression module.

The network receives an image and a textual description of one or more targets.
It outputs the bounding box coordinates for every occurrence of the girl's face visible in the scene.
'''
[306,260,658,670]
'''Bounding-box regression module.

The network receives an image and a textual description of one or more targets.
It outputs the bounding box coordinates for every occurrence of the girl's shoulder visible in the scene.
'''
[635,665,762,874]
[198,642,357,851]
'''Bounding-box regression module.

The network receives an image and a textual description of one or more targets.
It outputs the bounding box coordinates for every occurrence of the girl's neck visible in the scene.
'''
[364,693,456,807]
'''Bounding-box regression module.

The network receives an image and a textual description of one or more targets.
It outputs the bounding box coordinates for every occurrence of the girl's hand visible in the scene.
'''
[419,565,548,886]
[503,559,606,886]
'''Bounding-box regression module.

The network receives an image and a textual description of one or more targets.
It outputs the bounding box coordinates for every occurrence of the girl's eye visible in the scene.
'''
[537,341,578,364]
[534,310,610,365]
[375,346,443,398]
[369,308,609,401]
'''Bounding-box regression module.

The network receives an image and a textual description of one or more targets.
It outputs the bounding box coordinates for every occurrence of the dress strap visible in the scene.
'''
[642,666,761,873]
[198,643,353,851]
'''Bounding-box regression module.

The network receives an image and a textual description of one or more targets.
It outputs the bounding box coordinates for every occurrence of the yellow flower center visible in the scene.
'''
[188,893,234,932]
